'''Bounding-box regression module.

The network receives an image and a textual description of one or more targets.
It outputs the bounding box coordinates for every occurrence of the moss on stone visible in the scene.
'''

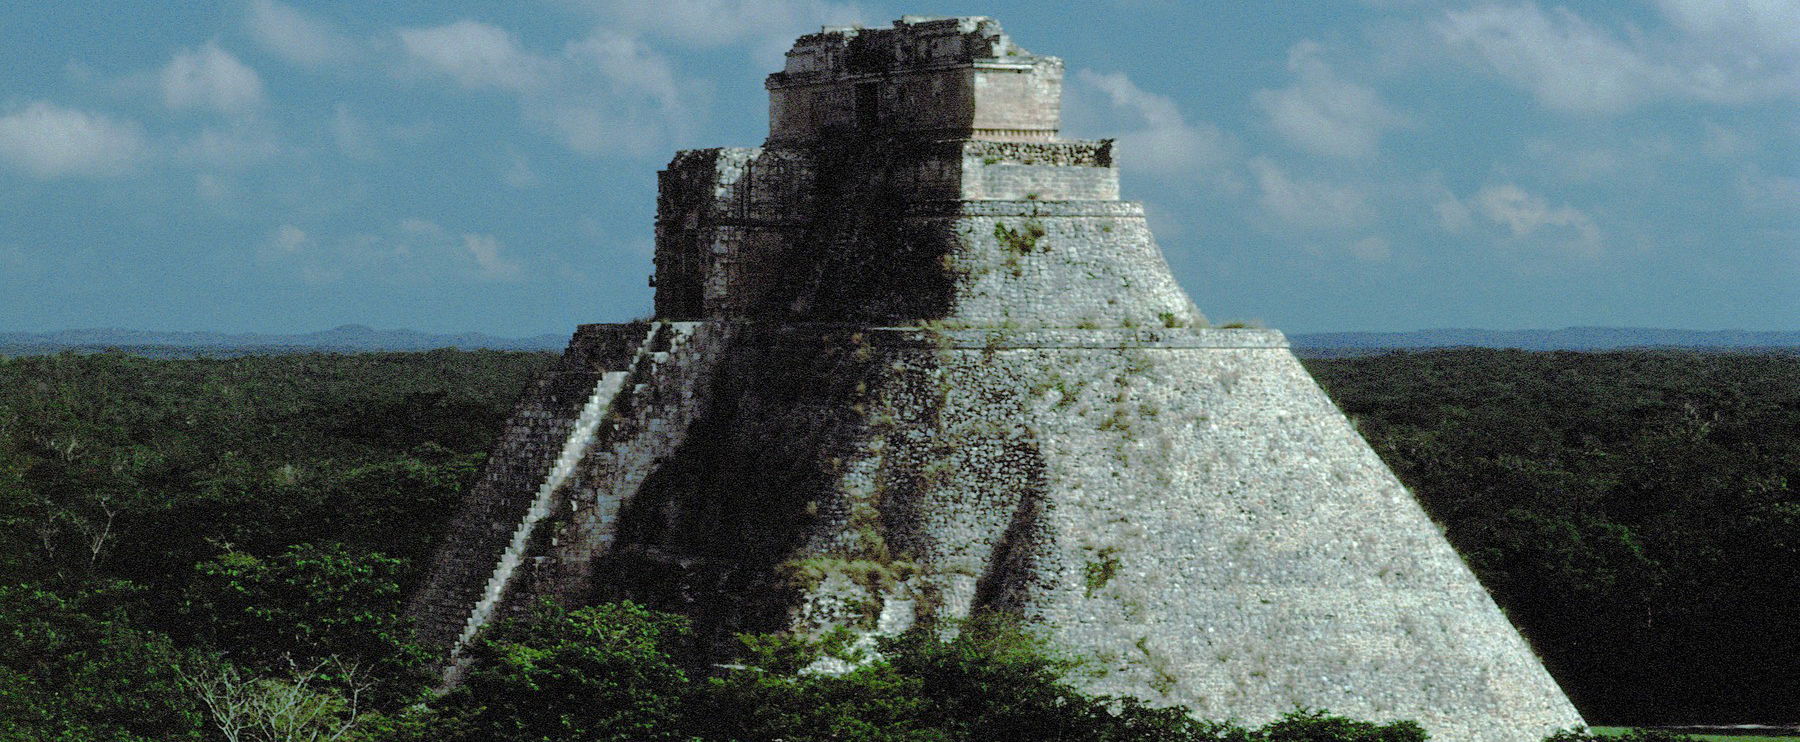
[1133,636,1179,695]
[1083,548,1120,597]
[993,220,1047,255]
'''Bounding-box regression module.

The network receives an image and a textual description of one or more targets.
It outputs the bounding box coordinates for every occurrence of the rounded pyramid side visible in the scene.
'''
[571,322,1586,742]
[847,327,1588,742]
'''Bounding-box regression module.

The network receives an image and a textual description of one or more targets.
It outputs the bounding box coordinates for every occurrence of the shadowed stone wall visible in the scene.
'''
[407,322,647,650]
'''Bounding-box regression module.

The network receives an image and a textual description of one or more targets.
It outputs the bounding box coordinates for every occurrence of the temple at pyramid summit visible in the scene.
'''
[409,16,1586,741]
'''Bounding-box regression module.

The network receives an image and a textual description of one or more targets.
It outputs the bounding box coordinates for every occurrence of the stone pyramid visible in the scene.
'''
[409,16,1586,742]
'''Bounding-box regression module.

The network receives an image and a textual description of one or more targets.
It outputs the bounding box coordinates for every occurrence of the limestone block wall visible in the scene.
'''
[574,325,914,652]
[894,330,1583,742]
[406,322,649,651]
[956,158,1116,201]
[968,61,1063,139]
[768,63,1061,144]
[776,199,1202,326]
[412,321,731,682]
[912,201,1201,326]
[654,147,815,232]
[655,147,815,320]
[509,321,727,609]
[778,16,1015,78]
[599,325,1583,742]
[893,140,1118,201]
[418,16,1586,741]
[766,17,1059,143]
[651,136,1194,328]
[770,69,974,141]
[655,134,1143,327]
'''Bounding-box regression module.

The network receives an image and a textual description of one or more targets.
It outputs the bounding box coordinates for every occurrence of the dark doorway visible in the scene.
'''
[653,241,704,319]
[855,82,880,129]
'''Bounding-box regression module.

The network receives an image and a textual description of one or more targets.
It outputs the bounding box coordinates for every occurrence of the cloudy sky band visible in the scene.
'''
[0,0,1793,335]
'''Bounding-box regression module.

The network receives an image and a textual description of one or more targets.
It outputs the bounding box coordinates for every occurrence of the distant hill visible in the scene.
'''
[0,324,568,358]
[5,325,1796,358]
[1290,327,1800,357]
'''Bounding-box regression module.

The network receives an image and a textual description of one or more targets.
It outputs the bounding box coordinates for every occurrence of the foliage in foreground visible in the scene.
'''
[0,350,553,741]
[0,584,201,742]
[417,601,1433,742]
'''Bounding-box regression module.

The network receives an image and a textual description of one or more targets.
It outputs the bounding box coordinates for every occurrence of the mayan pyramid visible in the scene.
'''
[408,16,1586,742]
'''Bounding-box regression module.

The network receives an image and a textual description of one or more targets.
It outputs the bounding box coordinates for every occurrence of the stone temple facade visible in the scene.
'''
[408,16,1586,742]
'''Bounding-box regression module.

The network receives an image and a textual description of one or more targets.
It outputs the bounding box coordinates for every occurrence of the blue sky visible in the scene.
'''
[1,1,1794,336]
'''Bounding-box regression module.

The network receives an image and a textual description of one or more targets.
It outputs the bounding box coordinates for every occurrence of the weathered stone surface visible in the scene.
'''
[409,16,1586,742]
[769,16,1061,143]
[406,322,645,651]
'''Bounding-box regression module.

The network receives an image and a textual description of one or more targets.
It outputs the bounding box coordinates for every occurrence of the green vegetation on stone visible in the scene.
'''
[1085,547,1121,596]
[995,221,1047,255]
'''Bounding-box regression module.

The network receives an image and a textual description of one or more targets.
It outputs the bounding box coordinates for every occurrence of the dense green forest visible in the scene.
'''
[1305,350,1800,723]
[1,346,1793,739]
[0,350,557,740]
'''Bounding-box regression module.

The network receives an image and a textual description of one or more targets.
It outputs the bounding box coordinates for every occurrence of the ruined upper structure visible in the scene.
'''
[412,17,1588,742]
[653,16,1173,326]
[767,16,1062,142]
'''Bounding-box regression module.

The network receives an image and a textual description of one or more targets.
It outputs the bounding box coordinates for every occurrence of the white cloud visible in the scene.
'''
[260,219,527,284]
[569,0,869,67]
[464,233,523,281]
[1438,4,1652,114]
[399,217,444,236]
[0,102,146,177]
[1654,0,1800,72]
[1519,132,1679,187]
[1253,41,1407,159]
[326,104,434,161]
[162,42,265,114]
[1250,157,1373,231]
[1433,188,1474,233]
[576,0,866,46]
[261,224,340,282]
[398,21,692,157]
[1438,2,1800,114]
[545,29,687,154]
[398,20,546,92]
[1472,183,1603,254]
[246,0,355,66]
[273,224,308,253]
[1073,69,1235,179]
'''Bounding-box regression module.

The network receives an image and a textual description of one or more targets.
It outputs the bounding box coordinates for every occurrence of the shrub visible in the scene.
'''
[442,601,693,742]
[182,542,429,706]
[0,584,205,741]
[1257,708,1427,742]
[702,612,1247,741]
